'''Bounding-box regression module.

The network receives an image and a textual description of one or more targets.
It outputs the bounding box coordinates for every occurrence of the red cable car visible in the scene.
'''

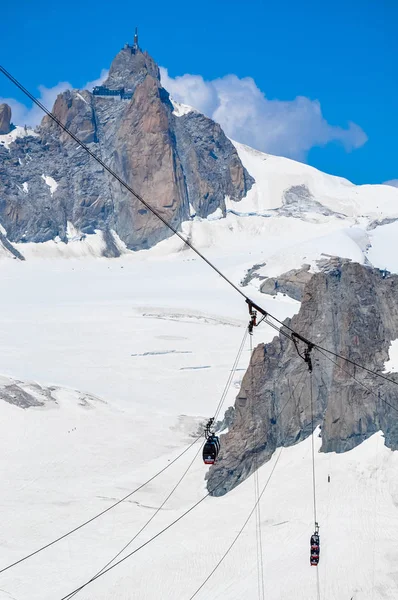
[310,523,320,566]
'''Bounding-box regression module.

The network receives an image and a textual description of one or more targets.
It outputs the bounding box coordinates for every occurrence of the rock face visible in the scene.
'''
[207,261,398,496]
[174,112,250,218]
[43,90,97,144]
[107,74,188,249]
[281,184,343,217]
[0,104,11,134]
[0,45,253,253]
[260,264,312,301]
[103,48,160,90]
[0,375,106,409]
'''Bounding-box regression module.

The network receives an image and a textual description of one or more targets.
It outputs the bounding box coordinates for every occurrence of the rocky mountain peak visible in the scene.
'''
[0,38,253,256]
[102,38,160,92]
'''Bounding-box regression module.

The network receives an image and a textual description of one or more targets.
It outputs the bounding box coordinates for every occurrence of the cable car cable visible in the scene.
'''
[213,328,248,422]
[0,66,393,596]
[65,442,204,600]
[188,353,309,599]
[0,329,247,578]
[188,448,283,600]
[308,363,321,598]
[64,328,248,600]
[0,327,246,581]
[264,312,398,390]
[58,323,297,600]
[0,435,201,575]
[309,368,318,527]
[58,478,226,600]
[249,331,265,600]
[1,66,397,395]
[0,66,246,303]
[315,348,398,417]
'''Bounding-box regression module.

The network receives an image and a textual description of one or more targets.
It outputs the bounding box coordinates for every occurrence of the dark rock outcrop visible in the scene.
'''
[207,261,398,496]
[0,104,11,135]
[174,112,252,218]
[260,264,312,300]
[281,184,344,218]
[0,45,253,251]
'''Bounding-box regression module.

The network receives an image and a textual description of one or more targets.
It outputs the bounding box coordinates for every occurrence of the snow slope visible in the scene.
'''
[0,141,398,599]
[0,252,396,599]
[231,141,398,220]
[2,138,396,287]
[0,126,38,149]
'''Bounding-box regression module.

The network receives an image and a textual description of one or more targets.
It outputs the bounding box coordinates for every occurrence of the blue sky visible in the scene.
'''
[1,0,397,185]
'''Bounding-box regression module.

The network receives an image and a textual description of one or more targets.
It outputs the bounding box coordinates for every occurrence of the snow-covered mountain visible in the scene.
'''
[1,121,397,276]
[0,247,397,599]
[1,41,398,600]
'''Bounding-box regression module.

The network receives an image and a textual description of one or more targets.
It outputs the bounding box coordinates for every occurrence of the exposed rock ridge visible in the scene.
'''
[260,264,312,300]
[207,260,398,496]
[0,46,253,251]
[0,104,12,135]
[0,375,106,409]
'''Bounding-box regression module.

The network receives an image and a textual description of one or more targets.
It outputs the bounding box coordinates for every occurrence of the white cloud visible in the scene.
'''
[0,70,108,128]
[383,180,398,188]
[160,68,367,162]
[84,69,109,91]
[2,66,367,162]
[0,82,71,128]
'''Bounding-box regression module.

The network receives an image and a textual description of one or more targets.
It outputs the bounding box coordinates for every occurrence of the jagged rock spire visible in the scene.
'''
[0,103,12,134]
[102,37,159,91]
[0,43,253,252]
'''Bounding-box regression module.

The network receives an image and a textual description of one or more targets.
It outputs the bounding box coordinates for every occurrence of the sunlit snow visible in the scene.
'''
[0,126,38,150]
[170,98,195,117]
[41,174,58,195]
[383,339,398,373]
[0,140,397,599]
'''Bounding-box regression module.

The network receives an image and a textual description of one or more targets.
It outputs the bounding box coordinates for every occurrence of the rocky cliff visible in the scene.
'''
[207,260,398,496]
[0,104,11,135]
[0,44,253,253]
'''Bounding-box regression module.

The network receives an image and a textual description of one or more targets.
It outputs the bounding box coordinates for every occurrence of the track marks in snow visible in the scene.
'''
[180,365,211,371]
[141,311,241,328]
[131,350,192,357]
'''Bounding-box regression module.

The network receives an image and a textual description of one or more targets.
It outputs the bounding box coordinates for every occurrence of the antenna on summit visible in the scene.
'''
[133,27,139,51]
[124,27,140,52]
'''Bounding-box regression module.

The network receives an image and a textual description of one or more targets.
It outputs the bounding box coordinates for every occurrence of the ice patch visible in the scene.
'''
[170,98,194,117]
[206,207,223,221]
[0,126,38,150]
[383,339,398,373]
[367,221,398,274]
[66,222,83,242]
[41,174,58,196]
[76,92,89,104]
[22,182,28,194]
[14,230,108,259]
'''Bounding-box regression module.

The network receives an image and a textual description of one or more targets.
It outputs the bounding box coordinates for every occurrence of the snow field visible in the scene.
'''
[0,256,397,598]
[232,141,398,220]
[0,126,38,150]
[0,134,397,599]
